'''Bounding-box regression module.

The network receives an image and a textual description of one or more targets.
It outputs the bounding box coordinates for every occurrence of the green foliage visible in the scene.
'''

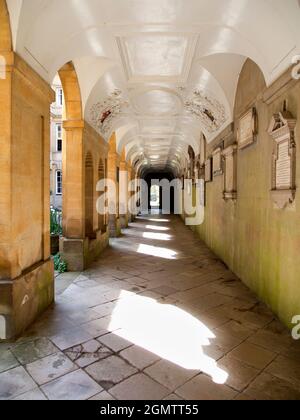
[50,207,62,236]
[53,253,68,274]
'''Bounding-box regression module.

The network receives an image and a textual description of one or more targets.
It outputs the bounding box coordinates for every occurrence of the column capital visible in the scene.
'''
[0,51,14,68]
[119,160,128,171]
[63,120,85,130]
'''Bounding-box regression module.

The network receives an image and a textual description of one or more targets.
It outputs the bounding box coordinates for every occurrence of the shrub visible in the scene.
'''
[54,253,68,273]
[50,207,62,236]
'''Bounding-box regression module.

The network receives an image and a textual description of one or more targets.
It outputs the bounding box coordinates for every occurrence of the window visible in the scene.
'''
[56,124,62,152]
[56,171,62,195]
[56,88,63,106]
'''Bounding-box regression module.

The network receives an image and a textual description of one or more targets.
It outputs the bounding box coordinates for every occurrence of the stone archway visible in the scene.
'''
[58,62,110,271]
[57,62,87,270]
[58,62,85,239]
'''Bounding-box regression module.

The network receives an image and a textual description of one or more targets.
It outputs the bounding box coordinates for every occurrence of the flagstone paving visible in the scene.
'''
[0,215,300,400]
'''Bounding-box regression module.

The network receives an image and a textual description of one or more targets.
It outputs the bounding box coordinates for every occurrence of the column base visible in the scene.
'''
[119,214,128,229]
[108,215,121,238]
[130,214,136,223]
[0,259,54,341]
[60,230,109,272]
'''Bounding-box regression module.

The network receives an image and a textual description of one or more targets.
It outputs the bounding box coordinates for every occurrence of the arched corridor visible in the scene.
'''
[1,0,300,401]
[1,215,299,400]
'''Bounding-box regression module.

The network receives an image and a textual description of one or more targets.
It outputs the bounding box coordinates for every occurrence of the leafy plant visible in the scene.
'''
[50,207,62,236]
[53,253,68,273]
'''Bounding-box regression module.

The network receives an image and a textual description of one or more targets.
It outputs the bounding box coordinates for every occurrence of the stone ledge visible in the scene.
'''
[0,259,54,341]
[60,231,109,272]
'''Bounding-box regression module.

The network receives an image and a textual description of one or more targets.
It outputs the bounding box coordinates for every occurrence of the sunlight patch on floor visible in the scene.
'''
[142,232,172,241]
[148,218,170,223]
[137,217,170,223]
[109,291,228,385]
[146,225,170,232]
[137,244,177,259]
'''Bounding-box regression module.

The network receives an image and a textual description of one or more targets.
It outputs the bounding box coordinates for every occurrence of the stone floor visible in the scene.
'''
[1,215,300,400]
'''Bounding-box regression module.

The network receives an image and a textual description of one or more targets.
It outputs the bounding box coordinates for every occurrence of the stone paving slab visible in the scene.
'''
[0,366,37,400]
[26,352,76,385]
[85,355,137,389]
[64,340,113,368]
[11,338,58,365]
[0,349,19,374]
[12,388,47,400]
[109,373,171,400]
[41,370,102,400]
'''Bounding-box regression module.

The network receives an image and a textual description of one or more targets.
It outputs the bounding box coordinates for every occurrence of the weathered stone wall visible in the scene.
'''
[193,59,300,328]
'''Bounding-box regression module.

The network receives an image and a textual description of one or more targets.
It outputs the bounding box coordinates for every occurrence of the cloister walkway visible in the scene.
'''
[0,215,300,400]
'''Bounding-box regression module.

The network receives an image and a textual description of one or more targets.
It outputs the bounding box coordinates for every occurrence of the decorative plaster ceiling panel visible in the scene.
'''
[117,33,198,83]
[184,89,227,134]
[89,89,130,138]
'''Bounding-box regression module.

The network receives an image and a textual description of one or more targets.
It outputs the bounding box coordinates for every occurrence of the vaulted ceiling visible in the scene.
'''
[6,0,300,174]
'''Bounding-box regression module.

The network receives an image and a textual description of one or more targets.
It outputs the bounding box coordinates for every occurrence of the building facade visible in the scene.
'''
[50,75,63,210]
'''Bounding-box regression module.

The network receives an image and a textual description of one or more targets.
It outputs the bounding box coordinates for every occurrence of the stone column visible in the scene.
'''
[107,134,121,237]
[0,53,54,340]
[119,150,129,229]
[59,120,87,271]
[128,166,137,222]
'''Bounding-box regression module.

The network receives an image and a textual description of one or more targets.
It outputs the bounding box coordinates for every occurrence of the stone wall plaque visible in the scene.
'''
[237,107,257,149]
[212,147,223,177]
[276,141,291,189]
[268,111,296,209]
[222,144,238,201]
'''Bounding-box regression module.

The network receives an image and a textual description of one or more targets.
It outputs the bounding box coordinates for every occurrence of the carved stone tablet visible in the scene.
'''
[212,148,223,177]
[276,140,291,189]
[238,108,257,149]
[268,111,296,209]
[222,144,237,201]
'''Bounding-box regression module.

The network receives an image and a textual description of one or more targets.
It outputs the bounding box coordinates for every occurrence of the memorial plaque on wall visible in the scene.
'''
[238,108,257,149]
[222,144,237,201]
[212,147,223,177]
[275,140,291,189]
[268,111,296,209]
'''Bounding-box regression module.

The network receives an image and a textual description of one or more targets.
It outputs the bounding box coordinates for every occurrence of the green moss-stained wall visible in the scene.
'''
[193,59,300,329]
